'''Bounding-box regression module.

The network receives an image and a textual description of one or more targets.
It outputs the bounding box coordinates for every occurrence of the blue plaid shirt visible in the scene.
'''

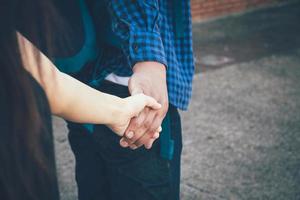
[97,0,194,110]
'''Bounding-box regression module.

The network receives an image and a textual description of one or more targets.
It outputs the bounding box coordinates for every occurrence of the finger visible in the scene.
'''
[124,95,158,118]
[143,95,162,110]
[120,131,134,147]
[152,132,160,139]
[127,110,160,144]
[147,132,161,149]
[123,110,149,145]
[144,138,156,149]
[157,126,162,132]
[124,111,147,140]
[129,143,138,150]
[120,123,162,142]
[127,109,157,145]
[139,131,160,149]
[125,130,134,139]
[127,126,148,146]
[148,127,161,139]
[148,114,166,133]
[134,131,157,148]
[142,110,157,131]
[120,138,129,148]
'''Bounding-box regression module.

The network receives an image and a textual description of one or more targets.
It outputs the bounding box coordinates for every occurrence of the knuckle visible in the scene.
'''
[125,138,134,145]
[143,120,152,129]
[127,136,137,143]
[134,140,143,147]
[122,137,131,144]
[131,119,141,128]
[133,131,143,140]
[130,144,138,150]
[149,126,158,133]
[147,123,158,132]
[136,135,150,146]
[128,135,139,144]
[157,103,168,114]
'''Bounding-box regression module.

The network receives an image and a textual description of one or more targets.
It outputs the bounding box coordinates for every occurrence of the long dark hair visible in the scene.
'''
[0,0,65,199]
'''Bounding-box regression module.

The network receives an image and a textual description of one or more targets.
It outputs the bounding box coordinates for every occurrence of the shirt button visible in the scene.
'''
[133,44,139,53]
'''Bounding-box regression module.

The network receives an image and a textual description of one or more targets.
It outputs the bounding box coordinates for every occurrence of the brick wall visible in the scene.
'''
[191,0,280,21]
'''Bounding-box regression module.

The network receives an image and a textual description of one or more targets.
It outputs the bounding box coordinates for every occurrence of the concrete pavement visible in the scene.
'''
[181,53,300,200]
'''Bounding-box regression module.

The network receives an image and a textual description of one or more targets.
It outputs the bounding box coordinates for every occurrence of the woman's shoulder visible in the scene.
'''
[17,0,85,58]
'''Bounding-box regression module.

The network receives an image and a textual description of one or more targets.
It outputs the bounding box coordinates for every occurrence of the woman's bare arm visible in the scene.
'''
[17,32,161,136]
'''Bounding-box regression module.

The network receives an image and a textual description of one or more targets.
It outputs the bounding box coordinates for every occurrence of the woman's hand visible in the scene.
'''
[106,94,162,137]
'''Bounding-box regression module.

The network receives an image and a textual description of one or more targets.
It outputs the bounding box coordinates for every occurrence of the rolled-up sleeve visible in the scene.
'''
[108,0,167,67]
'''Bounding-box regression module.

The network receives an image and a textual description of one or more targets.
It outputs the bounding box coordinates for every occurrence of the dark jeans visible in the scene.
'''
[68,81,182,200]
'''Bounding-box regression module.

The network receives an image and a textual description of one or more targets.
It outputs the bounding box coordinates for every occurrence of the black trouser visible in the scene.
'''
[68,81,182,200]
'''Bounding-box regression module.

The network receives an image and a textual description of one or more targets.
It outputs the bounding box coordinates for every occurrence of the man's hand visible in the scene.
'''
[120,61,169,149]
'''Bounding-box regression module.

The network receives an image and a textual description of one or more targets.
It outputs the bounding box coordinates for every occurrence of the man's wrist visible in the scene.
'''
[133,61,166,74]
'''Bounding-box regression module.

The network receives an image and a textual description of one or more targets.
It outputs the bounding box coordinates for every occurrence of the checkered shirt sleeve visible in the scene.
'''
[107,0,167,67]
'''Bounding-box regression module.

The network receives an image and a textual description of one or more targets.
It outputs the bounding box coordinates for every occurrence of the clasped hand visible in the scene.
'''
[108,61,169,150]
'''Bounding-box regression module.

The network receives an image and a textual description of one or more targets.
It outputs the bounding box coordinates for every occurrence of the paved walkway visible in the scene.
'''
[53,2,300,199]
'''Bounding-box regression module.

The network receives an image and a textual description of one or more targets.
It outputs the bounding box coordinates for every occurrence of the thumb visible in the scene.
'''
[143,95,162,110]
[124,94,161,118]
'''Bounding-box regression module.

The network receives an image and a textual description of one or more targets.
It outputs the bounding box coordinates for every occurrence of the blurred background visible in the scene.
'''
[53,0,300,199]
